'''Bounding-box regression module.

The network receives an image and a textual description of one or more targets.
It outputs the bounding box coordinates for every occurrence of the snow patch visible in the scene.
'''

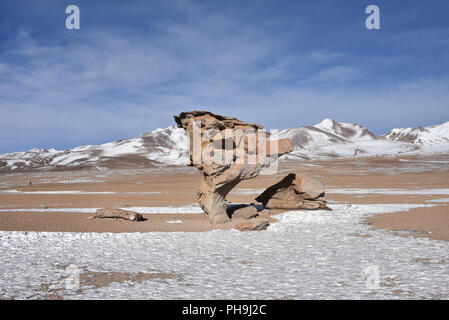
[0,206,202,214]
[327,188,449,195]
[1,203,448,300]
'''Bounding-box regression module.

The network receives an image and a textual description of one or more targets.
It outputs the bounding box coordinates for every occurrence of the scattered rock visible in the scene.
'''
[255,173,330,210]
[255,209,274,219]
[90,208,144,221]
[292,174,325,199]
[234,217,270,231]
[175,110,293,224]
[227,204,259,220]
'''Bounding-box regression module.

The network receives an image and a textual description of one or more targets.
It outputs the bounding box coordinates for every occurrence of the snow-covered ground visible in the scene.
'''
[229,187,449,196]
[427,198,449,203]
[1,203,448,299]
[327,188,449,195]
[0,206,203,214]
[0,189,161,195]
[229,189,266,195]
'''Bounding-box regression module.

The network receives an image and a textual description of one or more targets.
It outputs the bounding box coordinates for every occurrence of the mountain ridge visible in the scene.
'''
[1,120,448,172]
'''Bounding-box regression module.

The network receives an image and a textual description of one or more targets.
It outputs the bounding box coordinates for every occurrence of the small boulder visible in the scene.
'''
[255,173,330,210]
[234,217,270,231]
[90,208,144,221]
[228,204,259,220]
[292,174,325,199]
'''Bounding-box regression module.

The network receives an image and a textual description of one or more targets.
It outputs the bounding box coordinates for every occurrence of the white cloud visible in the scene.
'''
[0,3,448,152]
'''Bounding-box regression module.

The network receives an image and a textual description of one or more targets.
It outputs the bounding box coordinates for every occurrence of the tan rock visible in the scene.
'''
[91,208,144,221]
[234,217,270,231]
[255,173,330,210]
[174,111,293,223]
[292,174,325,199]
[303,201,321,210]
[228,204,259,220]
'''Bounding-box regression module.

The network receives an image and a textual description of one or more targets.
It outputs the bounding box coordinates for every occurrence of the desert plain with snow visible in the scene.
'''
[1,117,449,299]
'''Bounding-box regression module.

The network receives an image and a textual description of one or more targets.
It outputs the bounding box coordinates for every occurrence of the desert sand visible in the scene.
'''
[2,154,449,300]
[0,154,448,239]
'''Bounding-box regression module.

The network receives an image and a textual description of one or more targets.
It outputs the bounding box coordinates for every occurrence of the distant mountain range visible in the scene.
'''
[1,119,448,172]
[0,127,189,172]
[274,119,449,160]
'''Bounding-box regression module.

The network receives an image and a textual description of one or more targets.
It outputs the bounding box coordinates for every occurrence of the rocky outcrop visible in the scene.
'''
[174,111,293,223]
[255,173,330,210]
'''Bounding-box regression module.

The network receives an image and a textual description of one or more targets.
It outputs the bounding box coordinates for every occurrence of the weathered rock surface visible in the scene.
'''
[234,217,270,231]
[255,173,330,210]
[227,204,259,220]
[174,110,293,223]
[90,209,144,221]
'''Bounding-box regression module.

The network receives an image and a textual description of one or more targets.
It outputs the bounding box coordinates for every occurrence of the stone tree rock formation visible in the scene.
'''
[174,111,293,224]
[255,173,330,210]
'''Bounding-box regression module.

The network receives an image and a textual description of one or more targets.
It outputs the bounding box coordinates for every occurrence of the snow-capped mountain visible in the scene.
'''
[384,121,449,153]
[1,120,448,171]
[274,119,422,159]
[273,118,377,149]
[314,118,377,141]
[0,126,189,172]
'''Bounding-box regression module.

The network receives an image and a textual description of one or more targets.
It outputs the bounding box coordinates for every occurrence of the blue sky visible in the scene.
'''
[0,0,448,153]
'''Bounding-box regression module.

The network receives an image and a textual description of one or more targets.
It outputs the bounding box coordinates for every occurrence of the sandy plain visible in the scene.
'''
[0,154,448,240]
